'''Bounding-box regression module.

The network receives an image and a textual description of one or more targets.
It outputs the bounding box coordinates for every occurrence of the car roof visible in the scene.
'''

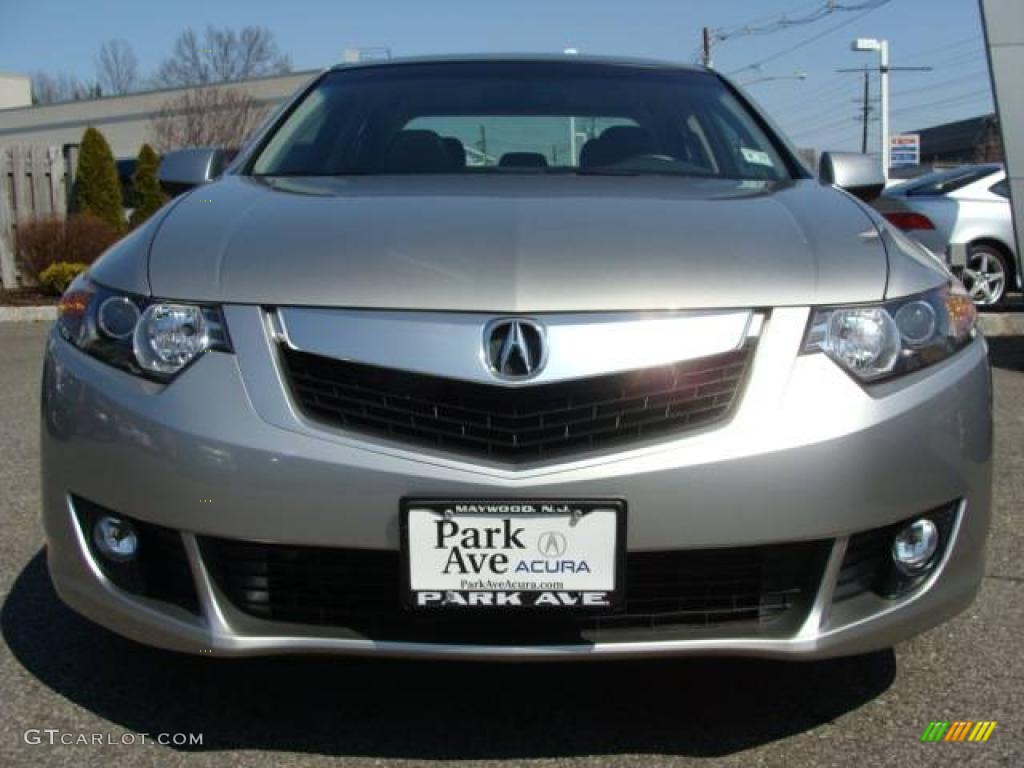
[328,53,705,74]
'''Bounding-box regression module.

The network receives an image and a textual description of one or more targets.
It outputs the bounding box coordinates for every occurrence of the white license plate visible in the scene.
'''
[402,499,625,610]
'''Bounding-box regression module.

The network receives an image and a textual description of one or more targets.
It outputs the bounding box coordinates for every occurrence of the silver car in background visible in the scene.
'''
[876,164,1018,305]
[41,56,991,661]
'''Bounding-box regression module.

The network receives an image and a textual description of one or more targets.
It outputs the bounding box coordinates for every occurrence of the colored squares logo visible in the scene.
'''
[921,721,997,742]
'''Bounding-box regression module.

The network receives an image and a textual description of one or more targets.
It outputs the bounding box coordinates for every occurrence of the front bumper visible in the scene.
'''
[41,306,993,659]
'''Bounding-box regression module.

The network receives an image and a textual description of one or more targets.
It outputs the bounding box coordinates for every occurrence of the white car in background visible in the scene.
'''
[876,164,1018,306]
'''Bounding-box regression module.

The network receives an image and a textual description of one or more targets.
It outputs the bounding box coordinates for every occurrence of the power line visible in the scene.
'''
[725,4,888,76]
[786,103,873,136]
[697,0,892,67]
[714,1,891,43]
[889,67,990,99]
[764,61,986,141]
[693,1,821,62]
[785,80,992,146]
[776,86,863,124]
[746,38,983,120]
[777,64,986,134]
[816,125,870,147]
[720,1,824,32]
[890,90,991,117]
[788,114,862,139]
[770,75,865,125]
[773,73,859,108]
[782,76,864,109]
[930,51,988,71]
[897,36,983,63]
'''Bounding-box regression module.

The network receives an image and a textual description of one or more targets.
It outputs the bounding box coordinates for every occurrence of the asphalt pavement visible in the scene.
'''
[0,321,1021,767]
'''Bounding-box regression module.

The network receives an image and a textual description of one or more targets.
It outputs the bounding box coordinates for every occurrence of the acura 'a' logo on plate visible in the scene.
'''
[537,531,568,558]
[484,318,546,380]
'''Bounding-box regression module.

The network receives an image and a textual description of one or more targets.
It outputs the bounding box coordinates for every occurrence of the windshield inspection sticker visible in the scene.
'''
[740,147,775,167]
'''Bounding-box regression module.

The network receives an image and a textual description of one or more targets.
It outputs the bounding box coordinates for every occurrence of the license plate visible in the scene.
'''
[401,499,625,610]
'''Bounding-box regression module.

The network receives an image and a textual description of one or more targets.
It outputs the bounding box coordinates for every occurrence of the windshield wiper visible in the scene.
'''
[544,167,641,177]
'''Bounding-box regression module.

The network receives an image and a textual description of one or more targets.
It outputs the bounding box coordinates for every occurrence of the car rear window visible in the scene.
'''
[990,179,1010,199]
[250,61,793,181]
[902,166,1001,197]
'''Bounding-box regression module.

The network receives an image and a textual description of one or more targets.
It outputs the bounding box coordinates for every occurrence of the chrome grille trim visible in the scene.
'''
[275,307,759,387]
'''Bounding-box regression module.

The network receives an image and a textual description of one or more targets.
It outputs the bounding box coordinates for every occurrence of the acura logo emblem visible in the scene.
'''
[484,318,546,380]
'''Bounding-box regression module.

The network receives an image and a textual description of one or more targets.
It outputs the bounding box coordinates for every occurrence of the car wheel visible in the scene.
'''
[961,244,1009,306]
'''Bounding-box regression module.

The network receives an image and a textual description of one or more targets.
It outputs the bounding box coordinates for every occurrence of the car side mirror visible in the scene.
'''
[158,148,236,196]
[819,151,885,203]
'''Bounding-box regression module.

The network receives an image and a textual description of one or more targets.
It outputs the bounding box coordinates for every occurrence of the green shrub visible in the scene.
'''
[129,143,167,227]
[16,213,119,282]
[74,127,125,233]
[38,262,89,295]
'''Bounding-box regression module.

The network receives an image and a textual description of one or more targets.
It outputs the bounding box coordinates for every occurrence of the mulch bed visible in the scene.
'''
[0,289,59,306]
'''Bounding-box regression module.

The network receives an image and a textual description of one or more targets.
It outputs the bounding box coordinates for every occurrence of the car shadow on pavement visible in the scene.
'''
[988,336,1024,372]
[3,550,895,760]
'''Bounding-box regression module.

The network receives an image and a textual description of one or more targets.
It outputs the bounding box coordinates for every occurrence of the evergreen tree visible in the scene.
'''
[74,127,124,233]
[129,143,167,227]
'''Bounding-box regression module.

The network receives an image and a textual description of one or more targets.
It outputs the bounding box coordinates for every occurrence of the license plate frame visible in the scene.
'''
[400,498,626,612]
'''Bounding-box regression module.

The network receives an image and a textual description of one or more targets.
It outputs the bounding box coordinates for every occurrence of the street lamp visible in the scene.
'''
[853,37,890,179]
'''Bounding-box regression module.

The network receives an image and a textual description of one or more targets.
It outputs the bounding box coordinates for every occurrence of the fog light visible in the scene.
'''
[892,518,939,574]
[93,515,138,562]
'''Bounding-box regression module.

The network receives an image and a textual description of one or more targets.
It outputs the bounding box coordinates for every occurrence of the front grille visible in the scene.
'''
[201,537,828,644]
[279,344,754,462]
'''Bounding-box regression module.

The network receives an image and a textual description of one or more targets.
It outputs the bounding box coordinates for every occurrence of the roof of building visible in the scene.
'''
[0,69,321,115]
[912,113,998,156]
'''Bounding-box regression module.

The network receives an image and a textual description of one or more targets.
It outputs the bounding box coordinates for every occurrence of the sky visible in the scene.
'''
[0,0,993,154]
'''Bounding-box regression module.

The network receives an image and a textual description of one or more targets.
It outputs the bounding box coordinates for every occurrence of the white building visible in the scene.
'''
[0,70,318,157]
[0,73,32,111]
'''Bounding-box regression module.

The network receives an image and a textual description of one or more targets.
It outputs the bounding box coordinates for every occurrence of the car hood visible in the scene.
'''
[143,174,889,311]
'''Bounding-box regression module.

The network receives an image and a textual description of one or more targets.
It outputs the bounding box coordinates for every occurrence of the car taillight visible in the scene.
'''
[883,211,935,231]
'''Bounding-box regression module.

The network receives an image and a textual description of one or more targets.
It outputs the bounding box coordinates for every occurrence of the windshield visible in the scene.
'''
[250,61,792,181]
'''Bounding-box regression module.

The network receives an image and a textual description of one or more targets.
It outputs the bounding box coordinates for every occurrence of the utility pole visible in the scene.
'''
[702,27,713,69]
[860,70,871,154]
[837,66,876,155]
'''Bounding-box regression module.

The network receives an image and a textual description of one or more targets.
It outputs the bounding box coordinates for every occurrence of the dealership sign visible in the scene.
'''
[402,499,625,610]
[891,134,921,167]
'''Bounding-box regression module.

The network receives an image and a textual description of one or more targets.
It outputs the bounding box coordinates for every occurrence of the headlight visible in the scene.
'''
[802,284,977,382]
[57,274,231,381]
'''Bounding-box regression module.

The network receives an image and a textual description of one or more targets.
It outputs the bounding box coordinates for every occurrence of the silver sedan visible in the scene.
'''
[40,56,991,661]
[876,164,1018,305]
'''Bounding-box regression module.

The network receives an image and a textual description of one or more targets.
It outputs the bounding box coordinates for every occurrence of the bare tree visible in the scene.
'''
[154,26,291,87]
[30,72,61,104]
[31,71,99,104]
[148,87,268,152]
[96,39,139,96]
